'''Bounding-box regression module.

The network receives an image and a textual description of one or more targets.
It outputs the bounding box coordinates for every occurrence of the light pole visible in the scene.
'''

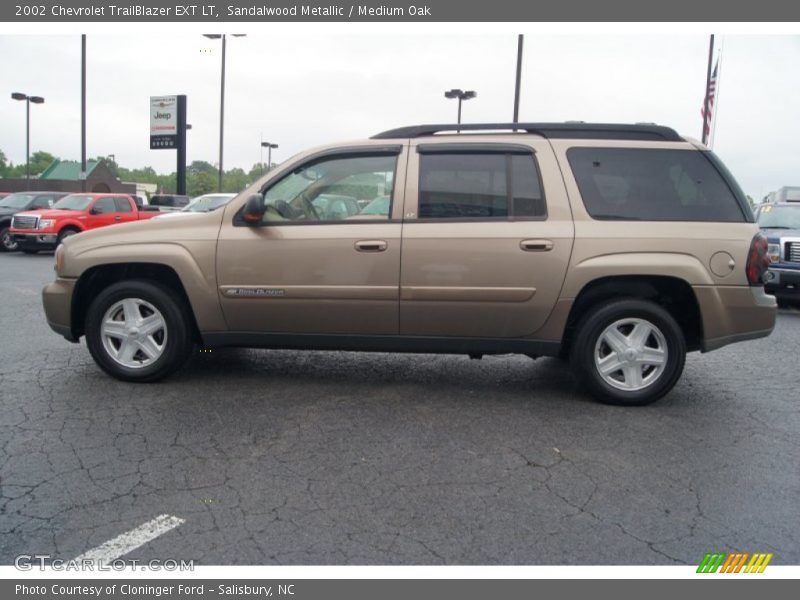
[444,89,476,131]
[261,141,278,175]
[11,92,45,190]
[203,34,246,192]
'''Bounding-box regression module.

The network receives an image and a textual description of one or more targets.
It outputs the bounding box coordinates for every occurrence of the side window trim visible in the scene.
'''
[413,150,548,222]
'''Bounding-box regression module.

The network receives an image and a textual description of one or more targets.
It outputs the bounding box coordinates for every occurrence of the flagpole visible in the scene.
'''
[709,38,723,149]
[702,34,715,145]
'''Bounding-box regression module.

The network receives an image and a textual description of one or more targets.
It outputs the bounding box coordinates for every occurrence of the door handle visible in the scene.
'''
[114,215,122,221]
[355,240,388,252]
[520,239,554,252]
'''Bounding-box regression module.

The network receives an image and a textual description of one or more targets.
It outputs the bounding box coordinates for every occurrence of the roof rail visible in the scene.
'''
[371,122,683,142]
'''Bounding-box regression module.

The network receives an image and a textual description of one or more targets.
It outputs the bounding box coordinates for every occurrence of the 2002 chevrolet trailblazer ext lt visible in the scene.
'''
[41,123,777,405]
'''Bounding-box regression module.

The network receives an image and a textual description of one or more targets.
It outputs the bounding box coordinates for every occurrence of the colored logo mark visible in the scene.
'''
[697,552,773,573]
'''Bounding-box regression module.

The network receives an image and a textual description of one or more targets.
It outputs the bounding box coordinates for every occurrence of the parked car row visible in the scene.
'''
[0,191,70,251]
[0,191,239,253]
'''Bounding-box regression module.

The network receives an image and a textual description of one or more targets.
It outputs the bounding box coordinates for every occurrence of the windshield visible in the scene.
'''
[52,195,94,211]
[757,205,800,229]
[182,194,234,212]
[0,193,36,209]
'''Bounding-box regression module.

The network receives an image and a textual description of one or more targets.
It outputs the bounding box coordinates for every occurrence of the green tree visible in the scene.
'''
[92,156,119,179]
[248,162,270,181]
[0,149,8,177]
[188,171,216,197]
[29,151,56,177]
[1,150,55,178]
[222,167,249,193]
[188,160,217,177]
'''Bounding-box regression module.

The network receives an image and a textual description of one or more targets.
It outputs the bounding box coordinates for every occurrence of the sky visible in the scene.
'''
[1,33,799,199]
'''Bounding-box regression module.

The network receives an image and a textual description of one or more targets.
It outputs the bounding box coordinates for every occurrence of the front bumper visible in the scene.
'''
[12,232,58,250]
[765,267,800,297]
[42,277,79,342]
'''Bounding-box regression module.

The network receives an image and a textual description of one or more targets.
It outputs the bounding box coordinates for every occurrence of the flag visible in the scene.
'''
[701,61,719,140]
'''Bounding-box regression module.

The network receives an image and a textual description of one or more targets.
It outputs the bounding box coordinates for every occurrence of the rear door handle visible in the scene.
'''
[355,240,388,252]
[114,215,122,221]
[520,239,553,252]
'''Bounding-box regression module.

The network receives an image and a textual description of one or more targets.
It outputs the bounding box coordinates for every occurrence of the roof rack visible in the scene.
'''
[371,122,683,142]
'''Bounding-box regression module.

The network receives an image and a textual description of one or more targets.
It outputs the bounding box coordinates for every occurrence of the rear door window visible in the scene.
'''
[114,197,133,212]
[93,197,117,214]
[418,152,546,219]
[567,148,746,222]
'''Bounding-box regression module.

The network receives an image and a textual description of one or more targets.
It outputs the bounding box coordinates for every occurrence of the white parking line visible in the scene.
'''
[73,514,185,562]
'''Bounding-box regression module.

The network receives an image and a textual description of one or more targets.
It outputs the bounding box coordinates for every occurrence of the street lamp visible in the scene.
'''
[260,141,278,175]
[11,92,45,190]
[203,34,246,192]
[444,89,476,131]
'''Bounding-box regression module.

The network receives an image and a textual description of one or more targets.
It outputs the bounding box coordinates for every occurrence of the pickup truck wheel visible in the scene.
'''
[570,299,686,406]
[0,225,17,252]
[57,228,79,245]
[85,280,193,382]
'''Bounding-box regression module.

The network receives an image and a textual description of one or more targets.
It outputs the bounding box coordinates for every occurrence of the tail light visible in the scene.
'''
[746,232,770,286]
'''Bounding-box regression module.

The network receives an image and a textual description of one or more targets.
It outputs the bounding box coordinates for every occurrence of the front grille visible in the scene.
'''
[789,241,800,263]
[11,215,38,230]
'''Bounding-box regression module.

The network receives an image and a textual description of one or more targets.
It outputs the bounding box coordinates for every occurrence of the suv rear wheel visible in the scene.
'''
[85,280,194,382]
[570,299,686,405]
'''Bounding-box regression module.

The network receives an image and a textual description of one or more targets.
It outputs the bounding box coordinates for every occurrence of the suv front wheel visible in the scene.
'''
[570,299,686,406]
[85,280,194,382]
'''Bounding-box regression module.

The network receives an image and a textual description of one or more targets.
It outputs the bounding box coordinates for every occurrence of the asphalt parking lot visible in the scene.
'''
[0,251,798,566]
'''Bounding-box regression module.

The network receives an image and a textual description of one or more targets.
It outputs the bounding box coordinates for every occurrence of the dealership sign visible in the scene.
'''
[150,95,178,149]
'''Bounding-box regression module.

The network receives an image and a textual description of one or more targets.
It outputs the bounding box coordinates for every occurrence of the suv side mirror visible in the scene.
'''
[242,193,265,225]
[90,207,102,215]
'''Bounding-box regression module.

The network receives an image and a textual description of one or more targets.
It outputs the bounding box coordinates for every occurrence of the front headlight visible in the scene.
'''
[54,244,65,275]
[767,243,782,263]
[38,219,55,229]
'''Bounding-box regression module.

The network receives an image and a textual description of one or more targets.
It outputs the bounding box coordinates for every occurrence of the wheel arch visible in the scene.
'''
[55,220,86,234]
[561,275,704,355]
[71,262,203,341]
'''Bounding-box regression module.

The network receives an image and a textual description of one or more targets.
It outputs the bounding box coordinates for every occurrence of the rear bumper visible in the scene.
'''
[694,285,777,352]
[12,232,58,250]
[42,277,79,342]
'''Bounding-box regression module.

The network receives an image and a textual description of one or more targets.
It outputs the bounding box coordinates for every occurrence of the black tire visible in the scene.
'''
[569,299,686,406]
[85,279,194,382]
[21,249,39,255]
[57,228,80,246]
[0,224,17,252]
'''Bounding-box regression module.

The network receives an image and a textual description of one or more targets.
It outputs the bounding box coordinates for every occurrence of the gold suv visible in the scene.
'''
[42,123,777,405]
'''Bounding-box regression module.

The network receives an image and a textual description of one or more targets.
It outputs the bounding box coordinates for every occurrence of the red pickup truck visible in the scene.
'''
[9,193,159,253]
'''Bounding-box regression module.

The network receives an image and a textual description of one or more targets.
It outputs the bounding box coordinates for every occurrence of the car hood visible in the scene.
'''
[34,209,86,219]
[0,206,22,218]
[13,208,85,220]
[761,227,800,241]
[61,207,226,268]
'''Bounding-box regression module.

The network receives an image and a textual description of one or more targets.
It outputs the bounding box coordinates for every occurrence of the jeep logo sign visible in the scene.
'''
[150,95,178,149]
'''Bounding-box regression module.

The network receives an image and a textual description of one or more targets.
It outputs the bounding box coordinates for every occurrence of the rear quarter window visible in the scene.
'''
[567,148,746,222]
